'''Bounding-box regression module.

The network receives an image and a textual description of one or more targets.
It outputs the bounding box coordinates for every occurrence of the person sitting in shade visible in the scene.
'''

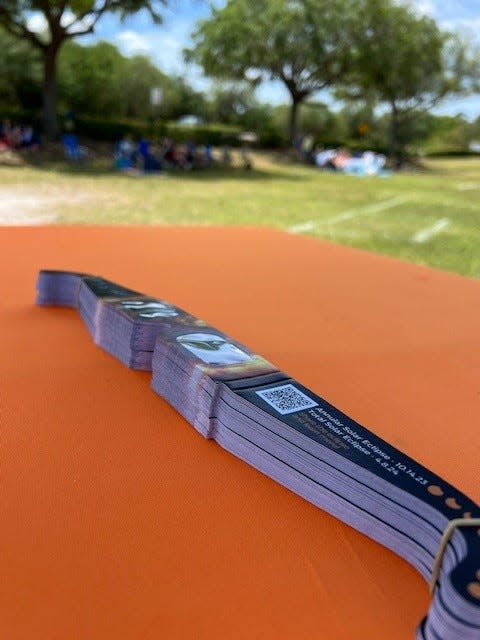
[62,132,88,161]
[204,143,214,165]
[139,139,162,174]
[115,134,137,170]
[20,125,41,150]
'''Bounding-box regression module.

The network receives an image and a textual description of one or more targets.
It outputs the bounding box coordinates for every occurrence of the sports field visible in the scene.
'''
[1,154,479,278]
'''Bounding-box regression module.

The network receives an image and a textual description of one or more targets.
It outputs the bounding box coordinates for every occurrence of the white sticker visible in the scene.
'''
[177,333,251,365]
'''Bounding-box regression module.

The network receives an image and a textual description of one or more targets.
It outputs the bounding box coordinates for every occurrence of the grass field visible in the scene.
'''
[1,152,479,278]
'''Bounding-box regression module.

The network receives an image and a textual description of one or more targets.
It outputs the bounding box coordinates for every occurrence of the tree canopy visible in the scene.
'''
[187,0,357,142]
[338,0,478,161]
[189,0,479,155]
[1,0,478,156]
[56,40,207,121]
[0,27,42,111]
[0,0,167,136]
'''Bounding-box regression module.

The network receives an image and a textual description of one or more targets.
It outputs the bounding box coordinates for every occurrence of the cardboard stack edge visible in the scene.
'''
[36,269,480,640]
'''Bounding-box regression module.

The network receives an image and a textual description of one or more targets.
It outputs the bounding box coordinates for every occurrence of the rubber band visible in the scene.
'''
[430,518,480,594]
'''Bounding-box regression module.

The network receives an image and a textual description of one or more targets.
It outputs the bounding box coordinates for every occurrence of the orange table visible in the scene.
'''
[2,226,480,640]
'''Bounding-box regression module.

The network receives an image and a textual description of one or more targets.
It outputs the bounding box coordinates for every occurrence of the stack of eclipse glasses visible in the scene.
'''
[36,269,480,640]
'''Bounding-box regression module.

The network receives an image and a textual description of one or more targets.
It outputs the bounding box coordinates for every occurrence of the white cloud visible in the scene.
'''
[441,16,480,34]
[114,29,188,75]
[26,12,48,34]
[409,0,436,16]
[257,80,289,105]
[433,95,480,121]
[26,9,96,37]
[61,10,95,34]
[151,33,185,71]
[116,30,154,55]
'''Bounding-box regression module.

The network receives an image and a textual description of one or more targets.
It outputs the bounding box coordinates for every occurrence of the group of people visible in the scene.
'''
[114,135,215,174]
[314,148,387,176]
[0,119,40,151]
[295,132,387,176]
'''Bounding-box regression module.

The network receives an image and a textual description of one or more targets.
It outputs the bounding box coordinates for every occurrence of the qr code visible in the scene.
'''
[255,384,318,415]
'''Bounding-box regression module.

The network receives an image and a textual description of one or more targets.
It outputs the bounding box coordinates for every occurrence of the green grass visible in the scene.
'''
[1,152,479,278]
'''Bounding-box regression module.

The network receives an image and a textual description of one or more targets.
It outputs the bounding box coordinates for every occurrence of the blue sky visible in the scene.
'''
[29,0,480,119]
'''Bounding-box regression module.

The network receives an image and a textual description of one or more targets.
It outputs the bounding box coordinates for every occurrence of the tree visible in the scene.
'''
[0,27,42,111]
[344,0,480,164]
[204,83,272,129]
[56,40,208,122]
[58,41,168,119]
[187,0,356,143]
[161,75,208,122]
[58,41,128,118]
[0,1,166,137]
[298,102,347,143]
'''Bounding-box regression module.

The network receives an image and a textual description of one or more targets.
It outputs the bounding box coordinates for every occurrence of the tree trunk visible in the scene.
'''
[389,102,400,169]
[43,44,60,140]
[288,96,300,146]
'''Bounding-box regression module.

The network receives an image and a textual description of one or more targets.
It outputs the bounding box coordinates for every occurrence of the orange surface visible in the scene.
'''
[2,226,480,640]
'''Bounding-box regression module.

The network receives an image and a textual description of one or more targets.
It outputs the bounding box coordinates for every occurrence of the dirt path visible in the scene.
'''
[0,191,58,225]
[0,187,92,225]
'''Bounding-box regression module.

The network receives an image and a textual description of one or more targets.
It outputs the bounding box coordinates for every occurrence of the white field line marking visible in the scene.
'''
[319,196,406,225]
[456,182,479,191]
[289,221,316,233]
[288,196,406,234]
[412,218,450,244]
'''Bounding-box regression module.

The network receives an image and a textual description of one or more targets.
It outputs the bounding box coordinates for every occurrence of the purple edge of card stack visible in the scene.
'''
[35,269,480,640]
